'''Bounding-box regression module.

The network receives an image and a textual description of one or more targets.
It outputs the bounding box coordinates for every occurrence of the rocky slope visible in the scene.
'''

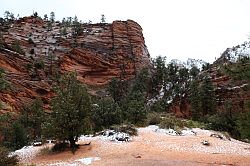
[0,16,151,113]
[170,41,250,117]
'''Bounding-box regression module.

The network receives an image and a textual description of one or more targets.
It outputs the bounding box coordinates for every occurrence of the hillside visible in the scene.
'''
[0,15,151,113]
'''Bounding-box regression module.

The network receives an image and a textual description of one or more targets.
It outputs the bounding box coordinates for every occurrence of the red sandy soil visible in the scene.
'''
[27,127,250,166]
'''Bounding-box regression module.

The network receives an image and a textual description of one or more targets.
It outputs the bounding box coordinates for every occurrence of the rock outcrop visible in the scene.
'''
[169,41,250,117]
[0,16,151,113]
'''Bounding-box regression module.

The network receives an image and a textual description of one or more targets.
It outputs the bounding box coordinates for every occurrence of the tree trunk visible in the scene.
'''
[69,136,76,149]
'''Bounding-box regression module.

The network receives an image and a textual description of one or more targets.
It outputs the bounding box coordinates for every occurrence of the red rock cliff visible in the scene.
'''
[0,16,151,113]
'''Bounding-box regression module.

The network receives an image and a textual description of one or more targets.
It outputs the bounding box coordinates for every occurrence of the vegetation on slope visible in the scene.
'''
[0,11,249,160]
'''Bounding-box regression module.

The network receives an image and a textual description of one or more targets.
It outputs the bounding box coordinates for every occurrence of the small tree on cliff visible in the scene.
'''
[0,68,10,91]
[43,72,91,149]
[101,14,106,23]
[50,12,55,23]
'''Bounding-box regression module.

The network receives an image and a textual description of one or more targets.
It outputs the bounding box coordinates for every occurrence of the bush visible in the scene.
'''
[207,112,239,138]
[39,146,52,155]
[185,119,207,129]
[28,38,34,44]
[11,40,24,54]
[159,115,186,130]
[0,114,28,150]
[51,142,69,152]
[236,111,250,140]
[146,112,161,125]
[0,146,18,166]
[34,60,44,69]
[110,124,138,136]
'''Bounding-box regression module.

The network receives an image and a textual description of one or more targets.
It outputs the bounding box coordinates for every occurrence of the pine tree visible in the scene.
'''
[20,99,45,139]
[151,56,166,96]
[43,14,48,21]
[91,97,122,131]
[190,66,200,78]
[108,78,128,104]
[124,92,147,125]
[101,14,106,23]
[50,12,55,23]
[200,75,215,115]
[43,72,91,149]
[189,80,202,120]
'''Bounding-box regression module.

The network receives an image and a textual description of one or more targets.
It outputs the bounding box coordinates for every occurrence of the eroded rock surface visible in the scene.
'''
[0,16,151,112]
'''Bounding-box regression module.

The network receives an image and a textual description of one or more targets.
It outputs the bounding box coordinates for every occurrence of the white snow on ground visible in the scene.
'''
[78,130,132,143]
[137,126,250,156]
[48,157,101,166]
[9,145,45,162]
[76,157,101,165]
[12,125,250,165]
[226,41,250,63]
[138,125,196,136]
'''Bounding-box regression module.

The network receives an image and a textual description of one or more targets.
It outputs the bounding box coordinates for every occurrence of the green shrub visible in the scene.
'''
[51,142,69,152]
[236,111,250,140]
[159,115,186,130]
[185,120,207,129]
[34,60,44,69]
[0,68,10,91]
[0,146,19,166]
[11,40,24,54]
[207,112,239,138]
[146,112,161,125]
[110,124,138,136]
[28,38,34,44]
[39,146,52,155]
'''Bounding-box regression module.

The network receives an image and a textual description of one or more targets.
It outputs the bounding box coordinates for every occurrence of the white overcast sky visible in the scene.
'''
[1,0,250,63]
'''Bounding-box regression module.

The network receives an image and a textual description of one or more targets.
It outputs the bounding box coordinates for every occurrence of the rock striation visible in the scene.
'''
[0,16,151,113]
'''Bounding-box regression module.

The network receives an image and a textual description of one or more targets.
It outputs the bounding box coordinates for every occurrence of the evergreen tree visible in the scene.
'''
[108,78,128,104]
[50,12,55,23]
[189,80,202,120]
[0,146,18,166]
[124,92,147,125]
[0,114,28,150]
[151,56,166,96]
[72,15,82,37]
[132,68,149,94]
[101,14,106,23]
[20,99,45,139]
[237,111,250,139]
[190,65,200,78]
[200,75,215,115]
[43,72,91,149]
[91,97,122,131]
[43,14,48,21]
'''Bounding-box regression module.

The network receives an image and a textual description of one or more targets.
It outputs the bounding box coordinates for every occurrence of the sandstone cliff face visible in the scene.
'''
[0,16,151,113]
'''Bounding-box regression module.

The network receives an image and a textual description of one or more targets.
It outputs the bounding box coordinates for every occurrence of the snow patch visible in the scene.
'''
[77,157,101,165]
[9,145,44,162]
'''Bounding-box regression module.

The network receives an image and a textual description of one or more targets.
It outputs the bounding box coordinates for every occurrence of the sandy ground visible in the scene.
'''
[22,126,250,166]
